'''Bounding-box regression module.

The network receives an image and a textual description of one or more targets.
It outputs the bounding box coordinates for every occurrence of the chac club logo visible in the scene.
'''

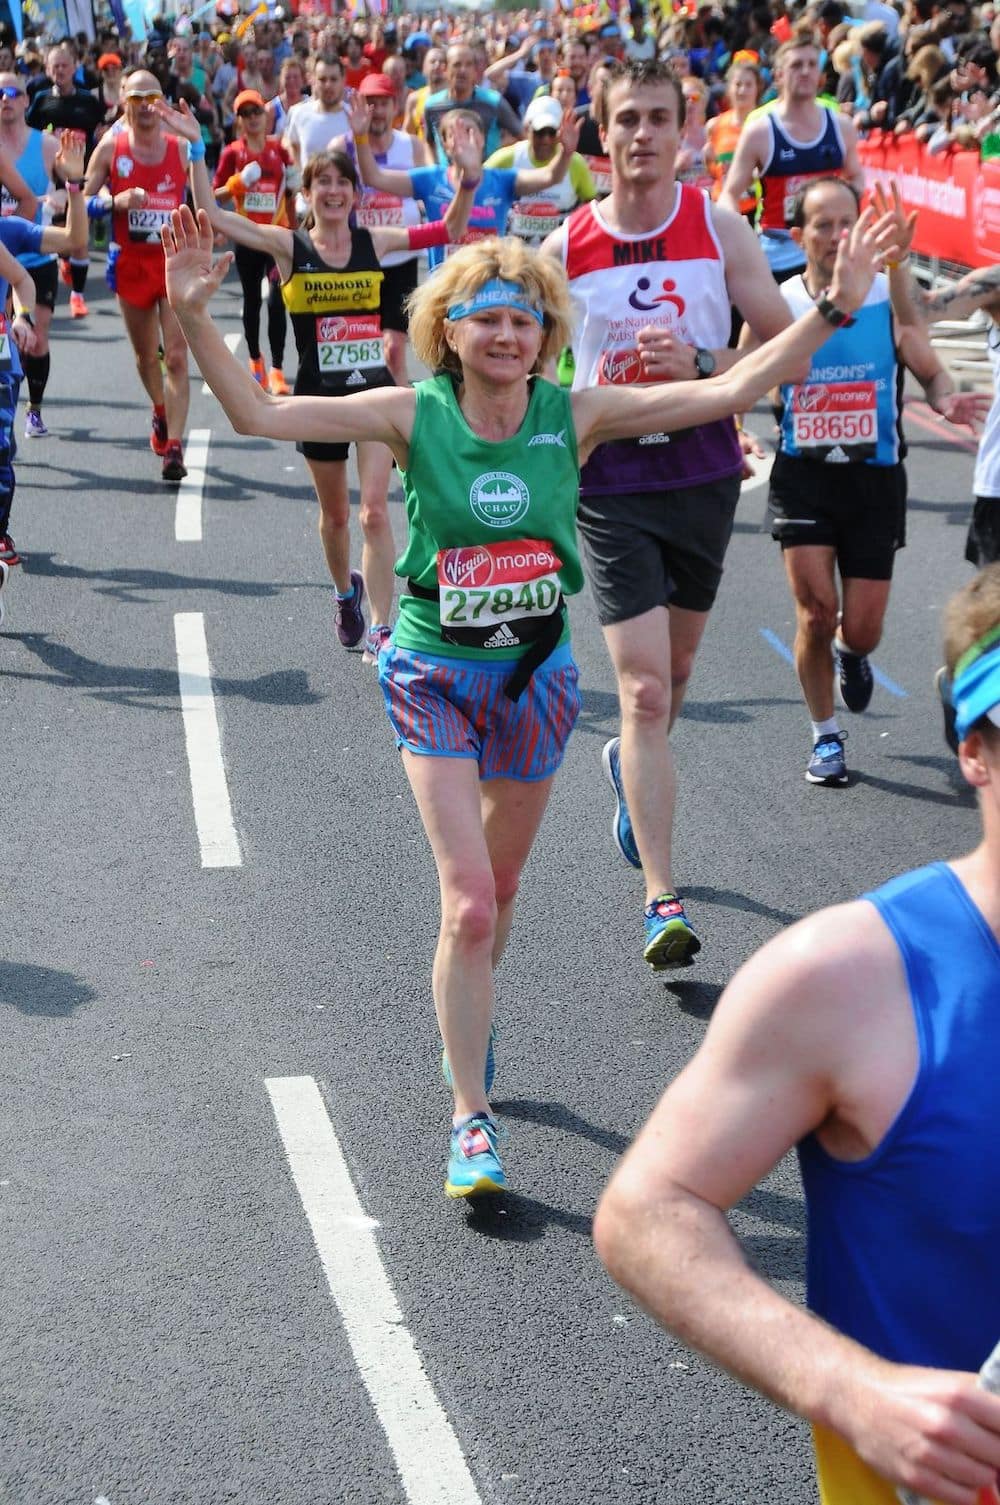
[469,471,530,528]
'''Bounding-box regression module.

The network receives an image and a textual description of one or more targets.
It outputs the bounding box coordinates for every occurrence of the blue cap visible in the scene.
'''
[954,638,1000,741]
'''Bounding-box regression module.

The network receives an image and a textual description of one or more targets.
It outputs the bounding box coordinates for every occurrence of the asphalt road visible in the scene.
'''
[0,265,983,1505]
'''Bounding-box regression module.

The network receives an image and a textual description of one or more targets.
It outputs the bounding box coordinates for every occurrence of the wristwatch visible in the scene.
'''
[693,347,716,379]
[815,291,855,329]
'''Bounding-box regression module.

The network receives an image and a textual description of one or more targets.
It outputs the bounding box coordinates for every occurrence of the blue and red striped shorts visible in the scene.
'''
[378,642,581,782]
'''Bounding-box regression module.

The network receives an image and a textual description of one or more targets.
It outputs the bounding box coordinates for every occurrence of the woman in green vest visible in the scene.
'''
[164,203,893,1202]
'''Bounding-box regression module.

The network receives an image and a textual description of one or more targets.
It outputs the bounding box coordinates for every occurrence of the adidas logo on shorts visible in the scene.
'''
[483,623,521,649]
[346,370,365,386]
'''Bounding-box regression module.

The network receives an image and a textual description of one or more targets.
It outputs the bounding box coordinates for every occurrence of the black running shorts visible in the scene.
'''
[576,475,742,623]
[768,454,907,580]
[29,259,58,312]
[966,496,1000,568]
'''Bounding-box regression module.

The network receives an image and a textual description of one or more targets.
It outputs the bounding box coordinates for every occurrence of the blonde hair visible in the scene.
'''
[407,238,575,377]
[944,563,1000,676]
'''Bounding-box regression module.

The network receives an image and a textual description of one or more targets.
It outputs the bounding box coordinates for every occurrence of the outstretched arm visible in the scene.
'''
[347,94,416,197]
[38,132,88,258]
[513,111,580,196]
[164,206,414,459]
[573,207,899,459]
[595,900,1000,1505]
[897,322,993,430]
[159,98,295,274]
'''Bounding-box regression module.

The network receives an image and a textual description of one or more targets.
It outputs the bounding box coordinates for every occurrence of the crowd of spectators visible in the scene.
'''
[2,0,999,200]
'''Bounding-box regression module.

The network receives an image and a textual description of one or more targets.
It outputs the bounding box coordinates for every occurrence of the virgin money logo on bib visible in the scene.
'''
[439,546,494,588]
[469,472,529,528]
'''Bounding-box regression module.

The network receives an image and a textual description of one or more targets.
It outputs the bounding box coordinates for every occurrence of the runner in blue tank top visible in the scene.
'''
[597,561,1000,1505]
[768,177,988,788]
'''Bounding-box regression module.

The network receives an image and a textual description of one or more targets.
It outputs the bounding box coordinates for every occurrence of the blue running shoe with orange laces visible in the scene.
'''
[445,1114,505,1199]
[643,893,701,970]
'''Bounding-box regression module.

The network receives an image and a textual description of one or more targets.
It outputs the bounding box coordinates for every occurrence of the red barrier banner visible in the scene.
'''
[859,132,1000,268]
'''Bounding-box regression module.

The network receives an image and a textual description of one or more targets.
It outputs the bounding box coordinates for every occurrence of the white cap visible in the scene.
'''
[523,96,564,133]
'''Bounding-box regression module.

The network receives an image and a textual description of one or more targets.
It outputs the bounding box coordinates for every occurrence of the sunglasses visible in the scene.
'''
[238,105,264,116]
[0,86,24,98]
[127,91,162,101]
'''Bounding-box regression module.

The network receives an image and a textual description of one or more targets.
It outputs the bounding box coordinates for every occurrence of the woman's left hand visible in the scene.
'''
[163,204,233,316]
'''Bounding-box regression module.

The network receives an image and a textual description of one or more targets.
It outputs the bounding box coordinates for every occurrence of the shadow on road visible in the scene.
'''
[663,976,723,1018]
[22,551,310,602]
[0,961,97,1015]
[2,631,320,711]
[495,1097,629,1157]
[683,883,800,927]
[855,768,975,807]
[461,1190,593,1242]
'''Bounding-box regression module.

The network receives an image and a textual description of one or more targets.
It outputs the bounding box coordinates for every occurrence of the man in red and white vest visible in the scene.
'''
[543,58,792,971]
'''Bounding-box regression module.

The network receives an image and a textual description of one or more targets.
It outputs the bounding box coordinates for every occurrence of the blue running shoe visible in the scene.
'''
[602,736,641,869]
[805,733,848,786]
[643,893,701,970]
[442,1025,497,1095]
[445,1114,505,1199]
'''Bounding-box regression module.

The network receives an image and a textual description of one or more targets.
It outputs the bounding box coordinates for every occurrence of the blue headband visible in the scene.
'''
[954,640,1000,741]
[446,278,544,327]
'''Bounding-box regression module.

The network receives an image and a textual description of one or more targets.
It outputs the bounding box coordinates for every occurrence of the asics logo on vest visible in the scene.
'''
[628,276,686,315]
[528,429,566,448]
[469,472,529,527]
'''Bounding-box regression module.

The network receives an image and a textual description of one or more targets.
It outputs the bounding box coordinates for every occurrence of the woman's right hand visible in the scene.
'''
[163,204,233,317]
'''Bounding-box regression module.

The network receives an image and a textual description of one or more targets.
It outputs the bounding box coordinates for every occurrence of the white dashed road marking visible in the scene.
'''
[174,612,242,868]
[175,428,211,543]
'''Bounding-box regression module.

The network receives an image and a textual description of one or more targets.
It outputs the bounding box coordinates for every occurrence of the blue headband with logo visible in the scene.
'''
[446,278,544,327]
[954,638,1000,741]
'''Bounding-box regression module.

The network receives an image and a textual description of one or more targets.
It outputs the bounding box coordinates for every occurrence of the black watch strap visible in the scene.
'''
[815,291,855,329]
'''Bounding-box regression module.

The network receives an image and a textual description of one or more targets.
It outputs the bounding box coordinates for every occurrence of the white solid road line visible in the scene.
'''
[173,612,242,869]
[202,331,241,395]
[175,428,211,543]
[266,1076,484,1505]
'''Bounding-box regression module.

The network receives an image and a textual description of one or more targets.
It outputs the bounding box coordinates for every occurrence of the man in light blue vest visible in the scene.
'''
[767,176,986,787]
